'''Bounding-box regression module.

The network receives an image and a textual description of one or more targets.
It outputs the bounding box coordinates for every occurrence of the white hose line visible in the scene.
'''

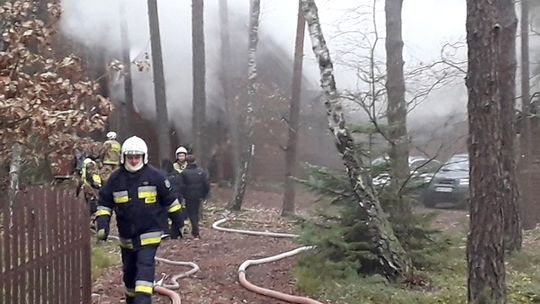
[213,218,323,304]
[212,218,299,238]
[155,257,200,289]
[105,234,199,301]
[154,286,182,304]
[238,246,315,271]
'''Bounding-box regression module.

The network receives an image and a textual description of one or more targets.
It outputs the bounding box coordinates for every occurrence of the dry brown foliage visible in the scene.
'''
[0,1,113,166]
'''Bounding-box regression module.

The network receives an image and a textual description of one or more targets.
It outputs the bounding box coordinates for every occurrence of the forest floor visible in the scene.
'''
[91,185,470,304]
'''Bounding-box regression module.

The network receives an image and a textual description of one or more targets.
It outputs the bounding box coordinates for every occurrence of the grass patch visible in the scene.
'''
[294,229,540,304]
[91,240,120,282]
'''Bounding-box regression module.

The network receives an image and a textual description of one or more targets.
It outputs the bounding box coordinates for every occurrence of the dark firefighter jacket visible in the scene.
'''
[165,170,183,202]
[180,163,210,201]
[95,164,183,247]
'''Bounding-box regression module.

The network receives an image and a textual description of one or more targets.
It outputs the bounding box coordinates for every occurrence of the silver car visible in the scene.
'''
[422,154,469,208]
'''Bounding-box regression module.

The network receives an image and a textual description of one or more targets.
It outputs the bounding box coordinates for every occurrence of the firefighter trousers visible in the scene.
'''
[185,199,202,237]
[121,245,158,304]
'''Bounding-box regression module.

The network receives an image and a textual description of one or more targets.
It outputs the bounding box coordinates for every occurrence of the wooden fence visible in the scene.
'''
[0,188,91,304]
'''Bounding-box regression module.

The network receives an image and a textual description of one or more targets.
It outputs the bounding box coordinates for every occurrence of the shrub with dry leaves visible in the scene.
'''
[0,1,113,169]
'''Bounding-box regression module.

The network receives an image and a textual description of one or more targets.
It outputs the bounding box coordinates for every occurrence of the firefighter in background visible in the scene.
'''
[179,155,209,239]
[160,159,186,237]
[95,136,184,304]
[77,158,102,227]
[100,131,121,181]
[173,146,188,173]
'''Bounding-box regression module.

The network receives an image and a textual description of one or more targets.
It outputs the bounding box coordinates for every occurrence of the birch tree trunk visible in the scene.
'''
[384,0,409,203]
[219,0,239,185]
[147,0,171,163]
[8,143,22,213]
[120,0,133,139]
[519,0,535,230]
[300,0,412,280]
[466,0,514,302]
[192,0,207,167]
[228,0,260,211]
[500,0,521,253]
[282,1,305,216]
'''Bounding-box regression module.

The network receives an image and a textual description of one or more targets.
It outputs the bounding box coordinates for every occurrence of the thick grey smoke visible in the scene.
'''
[59,0,305,137]
[61,0,195,131]
[59,0,471,121]
[59,0,498,156]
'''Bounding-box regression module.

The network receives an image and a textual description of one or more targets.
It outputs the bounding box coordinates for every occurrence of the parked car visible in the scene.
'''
[422,153,469,208]
[371,155,441,188]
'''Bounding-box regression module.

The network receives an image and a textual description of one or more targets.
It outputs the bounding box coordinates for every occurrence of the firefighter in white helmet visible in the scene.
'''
[96,136,184,304]
[99,131,121,181]
[173,146,188,173]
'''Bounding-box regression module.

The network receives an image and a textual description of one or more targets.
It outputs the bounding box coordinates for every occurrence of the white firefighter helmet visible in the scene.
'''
[82,158,96,168]
[106,131,117,140]
[121,136,148,172]
[175,146,188,156]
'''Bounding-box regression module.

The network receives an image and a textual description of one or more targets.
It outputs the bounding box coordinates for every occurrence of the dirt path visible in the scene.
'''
[92,187,467,304]
[92,187,332,304]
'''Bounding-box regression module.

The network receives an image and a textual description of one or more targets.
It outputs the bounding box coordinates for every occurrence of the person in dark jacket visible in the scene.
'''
[179,155,209,239]
[160,159,185,237]
[95,136,184,304]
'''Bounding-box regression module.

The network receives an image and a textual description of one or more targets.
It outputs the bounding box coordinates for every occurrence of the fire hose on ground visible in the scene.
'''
[212,218,324,304]
[102,234,200,304]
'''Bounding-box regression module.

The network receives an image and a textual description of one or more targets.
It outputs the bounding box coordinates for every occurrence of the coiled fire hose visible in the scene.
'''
[105,235,199,304]
[212,218,324,304]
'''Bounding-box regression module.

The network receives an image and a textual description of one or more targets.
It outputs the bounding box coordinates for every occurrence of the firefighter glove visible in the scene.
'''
[170,220,183,239]
[97,228,108,241]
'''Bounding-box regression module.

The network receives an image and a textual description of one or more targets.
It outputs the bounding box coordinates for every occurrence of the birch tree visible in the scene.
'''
[300,0,412,279]
[8,143,21,212]
[228,0,260,211]
[519,0,535,230]
[466,0,517,301]
[500,0,521,253]
[282,0,305,216]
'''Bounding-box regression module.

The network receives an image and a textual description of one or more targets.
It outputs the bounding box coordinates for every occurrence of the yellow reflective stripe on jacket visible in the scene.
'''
[81,168,87,182]
[140,231,162,246]
[103,160,120,166]
[95,206,112,217]
[135,280,153,294]
[91,174,102,187]
[138,186,157,204]
[113,191,129,203]
[103,140,121,164]
[168,199,182,213]
[137,186,157,198]
[110,142,121,153]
